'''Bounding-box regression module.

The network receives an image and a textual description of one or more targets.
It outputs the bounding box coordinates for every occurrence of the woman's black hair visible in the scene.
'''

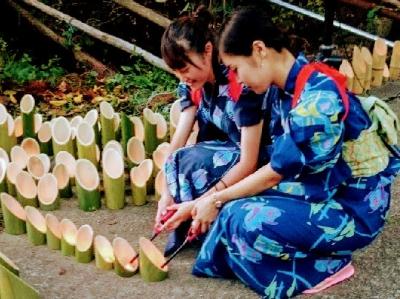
[161,5,217,70]
[220,6,292,56]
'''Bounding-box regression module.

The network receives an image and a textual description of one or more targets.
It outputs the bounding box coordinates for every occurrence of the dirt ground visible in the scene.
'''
[1,83,399,299]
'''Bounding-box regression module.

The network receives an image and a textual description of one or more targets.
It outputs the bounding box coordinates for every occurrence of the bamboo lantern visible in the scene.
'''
[0,193,26,235]
[371,38,387,87]
[120,112,133,155]
[52,117,75,156]
[102,149,125,210]
[169,99,181,141]
[339,59,354,91]
[10,146,28,170]
[84,109,100,146]
[52,163,72,199]
[55,151,76,185]
[351,46,367,94]
[25,206,46,246]
[27,155,46,181]
[361,47,372,91]
[37,121,53,155]
[34,113,42,135]
[127,137,145,168]
[21,138,40,158]
[99,101,116,147]
[76,121,98,167]
[0,148,9,165]
[112,237,139,277]
[15,171,38,207]
[0,104,12,154]
[143,108,158,156]
[103,140,124,157]
[6,162,22,197]
[131,116,144,142]
[94,235,115,270]
[37,173,60,211]
[113,112,121,141]
[152,142,170,175]
[389,41,400,81]
[60,218,77,256]
[14,116,23,142]
[75,159,101,211]
[139,237,168,282]
[20,94,35,139]
[45,213,62,250]
[75,224,94,263]
[0,159,7,193]
[130,159,153,206]
[154,112,168,145]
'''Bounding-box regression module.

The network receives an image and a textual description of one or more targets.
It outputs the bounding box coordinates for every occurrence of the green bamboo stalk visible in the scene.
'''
[0,264,40,299]
[6,113,17,154]
[15,171,38,207]
[131,116,145,142]
[0,104,12,154]
[84,109,100,147]
[102,149,125,210]
[139,237,168,282]
[114,112,121,142]
[55,151,76,186]
[45,214,61,250]
[6,162,21,197]
[52,117,75,157]
[20,94,35,139]
[60,219,77,256]
[0,193,26,235]
[75,224,94,263]
[112,237,138,277]
[0,252,20,276]
[94,235,115,270]
[38,174,60,211]
[76,122,98,167]
[52,163,73,199]
[37,121,53,156]
[25,206,46,246]
[0,159,7,193]
[99,101,115,148]
[130,160,152,206]
[120,112,133,156]
[143,108,158,156]
[75,159,101,211]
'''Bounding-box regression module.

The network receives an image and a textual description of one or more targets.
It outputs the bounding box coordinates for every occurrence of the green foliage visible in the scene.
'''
[84,70,98,87]
[366,7,382,34]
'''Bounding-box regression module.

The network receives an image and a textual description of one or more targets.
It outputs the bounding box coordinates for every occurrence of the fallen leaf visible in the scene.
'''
[73,94,83,104]
[50,100,67,107]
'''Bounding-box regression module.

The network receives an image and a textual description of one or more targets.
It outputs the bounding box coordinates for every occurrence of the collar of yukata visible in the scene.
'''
[283,53,309,95]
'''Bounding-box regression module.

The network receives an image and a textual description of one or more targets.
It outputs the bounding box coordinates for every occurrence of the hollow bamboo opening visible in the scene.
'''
[55,151,76,178]
[102,149,124,179]
[38,174,58,204]
[21,138,40,157]
[60,218,77,245]
[95,235,115,263]
[45,213,62,239]
[52,117,72,144]
[77,121,95,146]
[0,193,26,220]
[16,171,37,199]
[127,137,145,164]
[76,224,94,252]
[25,206,46,233]
[20,94,35,114]
[38,122,52,143]
[75,159,99,191]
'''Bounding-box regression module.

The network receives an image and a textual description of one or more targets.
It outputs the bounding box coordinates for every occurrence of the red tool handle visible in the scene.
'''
[153,209,177,235]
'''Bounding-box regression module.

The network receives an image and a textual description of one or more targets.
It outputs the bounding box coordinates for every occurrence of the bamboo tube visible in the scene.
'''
[21,138,40,158]
[45,213,61,250]
[143,108,158,155]
[102,149,125,209]
[130,159,153,206]
[6,113,17,153]
[52,163,72,199]
[169,99,181,141]
[75,224,94,263]
[0,193,26,235]
[0,104,11,154]
[154,112,168,145]
[114,112,121,141]
[0,252,20,276]
[339,59,355,91]
[389,41,400,80]
[0,148,9,165]
[27,155,46,181]
[112,237,139,277]
[37,121,53,155]
[0,159,7,193]
[55,151,76,184]
[127,136,145,167]
[84,109,100,146]
[75,159,101,211]
[154,170,165,201]
[38,174,59,211]
[6,162,22,197]
[152,142,170,175]
[103,140,124,157]
[25,206,46,245]
[70,115,83,131]
[10,145,28,170]
[76,121,98,167]
[34,113,42,135]
[120,112,133,155]
[20,94,35,138]
[60,218,77,256]
[383,63,390,83]
[52,117,74,156]
[94,235,115,270]
[37,154,50,174]
[139,237,168,282]
[371,38,387,87]
[14,116,23,141]
[131,116,144,142]
[99,101,116,147]
[361,47,372,91]
[352,46,367,94]
[15,171,38,207]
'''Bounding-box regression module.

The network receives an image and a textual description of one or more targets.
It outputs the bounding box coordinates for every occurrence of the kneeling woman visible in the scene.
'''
[190,7,400,298]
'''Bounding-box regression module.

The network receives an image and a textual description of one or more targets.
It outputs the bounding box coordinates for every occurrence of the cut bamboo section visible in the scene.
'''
[6,162,22,197]
[27,155,46,181]
[77,121,98,167]
[339,59,354,91]
[20,94,35,138]
[70,115,83,131]
[361,47,372,90]
[55,151,76,184]
[0,252,20,276]
[45,213,61,250]
[84,108,100,145]
[352,46,367,94]
[37,153,50,174]
[52,117,74,156]
[21,138,40,158]
[52,163,72,198]
[127,136,145,167]
[389,40,400,80]
[0,159,7,193]
[25,206,46,245]
[131,116,144,142]
[99,101,116,147]
[7,113,18,150]
[37,121,53,155]
[371,38,387,87]
[0,147,10,165]
[383,63,390,83]
[14,116,23,140]
[120,112,133,155]
[15,171,38,207]
[10,145,28,170]
[75,159,101,211]
[154,112,168,144]
[112,237,139,277]
[34,113,42,135]
[75,224,94,263]
[94,235,115,270]
[139,237,168,282]
[38,174,59,211]
[169,99,181,141]
[113,112,121,141]
[154,170,165,201]
[143,108,158,155]
[102,149,125,209]
[152,142,170,175]
[60,218,77,256]
[0,193,26,235]
[0,263,40,299]
[130,159,153,206]
[0,105,13,154]
[103,140,124,157]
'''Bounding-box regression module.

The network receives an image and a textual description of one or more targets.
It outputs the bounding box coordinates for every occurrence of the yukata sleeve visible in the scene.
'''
[270,87,346,178]
[233,87,266,127]
[177,82,194,112]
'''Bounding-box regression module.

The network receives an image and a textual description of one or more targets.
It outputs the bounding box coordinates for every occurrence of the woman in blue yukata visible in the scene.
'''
[188,7,400,298]
[157,6,275,255]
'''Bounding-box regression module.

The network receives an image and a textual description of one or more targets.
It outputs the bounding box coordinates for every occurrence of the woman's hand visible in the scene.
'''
[162,201,195,232]
[155,195,174,228]
[191,195,219,234]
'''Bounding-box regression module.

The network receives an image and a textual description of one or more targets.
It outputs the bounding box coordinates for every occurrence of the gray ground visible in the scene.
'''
[1,83,399,299]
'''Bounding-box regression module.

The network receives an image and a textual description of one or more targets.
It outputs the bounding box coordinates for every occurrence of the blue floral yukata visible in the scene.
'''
[164,65,274,203]
[192,55,400,298]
